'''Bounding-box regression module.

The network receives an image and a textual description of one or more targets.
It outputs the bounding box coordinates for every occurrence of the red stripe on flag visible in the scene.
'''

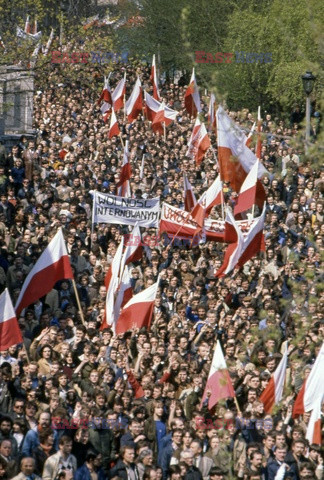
[0,317,23,350]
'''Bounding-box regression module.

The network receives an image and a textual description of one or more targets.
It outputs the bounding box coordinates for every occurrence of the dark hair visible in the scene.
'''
[85,449,99,461]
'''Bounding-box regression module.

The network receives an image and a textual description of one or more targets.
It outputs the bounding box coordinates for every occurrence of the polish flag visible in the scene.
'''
[102,237,124,329]
[98,76,112,106]
[0,289,23,350]
[216,106,267,203]
[306,398,322,445]
[201,339,235,410]
[101,101,112,123]
[108,108,120,138]
[186,119,210,165]
[126,77,143,123]
[152,101,178,134]
[245,122,256,148]
[121,223,142,272]
[256,106,262,159]
[114,267,133,323]
[208,93,217,132]
[191,176,222,228]
[116,140,131,197]
[216,205,265,276]
[112,73,126,112]
[15,230,73,316]
[293,343,324,417]
[260,345,288,413]
[116,281,159,334]
[234,160,265,215]
[187,117,202,159]
[184,174,197,212]
[150,54,161,101]
[184,68,201,117]
[144,91,161,121]
[24,16,31,34]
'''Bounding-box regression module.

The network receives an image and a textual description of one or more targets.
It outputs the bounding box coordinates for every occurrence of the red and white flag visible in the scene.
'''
[260,345,288,413]
[108,108,120,138]
[217,106,267,205]
[152,101,178,135]
[187,117,202,158]
[15,230,73,316]
[24,15,31,34]
[293,343,324,417]
[184,68,201,117]
[98,75,112,106]
[256,106,262,159]
[116,281,159,334]
[144,91,161,121]
[184,174,197,212]
[114,267,133,323]
[151,54,161,101]
[234,160,259,215]
[306,398,322,445]
[245,122,256,148]
[235,203,266,269]
[191,176,222,228]
[116,140,131,197]
[112,73,126,112]
[121,223,142,272]
[208,93,217,132]
[186,119,210,165]
[102,238,124,329]
[0,289,23,350]
[126,77,143,123]
[201,339,235,410]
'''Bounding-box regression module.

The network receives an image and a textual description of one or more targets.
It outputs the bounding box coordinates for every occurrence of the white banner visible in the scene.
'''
[93,192,160,227]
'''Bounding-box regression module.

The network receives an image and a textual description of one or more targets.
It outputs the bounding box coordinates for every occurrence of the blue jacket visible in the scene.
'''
[75,463,107,480]
[21,428,59,457]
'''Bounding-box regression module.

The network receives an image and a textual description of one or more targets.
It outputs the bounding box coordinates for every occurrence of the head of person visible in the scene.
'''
[274,445,287,463]
[120,446,135,465]
[20,457,36,476]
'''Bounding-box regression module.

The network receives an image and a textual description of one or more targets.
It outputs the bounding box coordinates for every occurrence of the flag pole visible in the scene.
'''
[72,279,86,326]
[119,133,124,149]
[234,396,242,415]
[220,182,225,221]
[123,72,126,121]
[23,344,31,364]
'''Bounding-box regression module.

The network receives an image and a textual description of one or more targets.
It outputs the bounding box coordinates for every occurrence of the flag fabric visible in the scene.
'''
[15,230,73,316]
[43,28,54,56]
[245,122,256,148]
[24,16,31,34]
[102,238,124,329]
[144,91,160,121]
[151,101,178,134]
[151,54,161,101]
[112,74,126,112]
[186,119,210,165]
[293,343,324,417]
[184,68,201,117]
[184,174,197,212]
[235,203,266,268]
[208,93,217,131]
[256,106,262,159]
[0,289,23,350]
[121,223,142,273]
[201,340,235,410]
[186,117,202,159]
[234,160,259,215]
[114,267,133,323]
[98,75,112,106]
[17,26,42,42]
[215,210,244,277]
[126,77,143,123]
[260,345,288,413]
[306,398,322,445]
[216,106,267,197]
[274,465,286,480]
[108,108,120,138]
[191,176,222,228]
[116,281,159,334]
[116,140,131,197]
[33,19,38,35]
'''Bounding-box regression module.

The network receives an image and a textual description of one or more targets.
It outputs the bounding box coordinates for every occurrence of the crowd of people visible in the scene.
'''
[0,53,322,480]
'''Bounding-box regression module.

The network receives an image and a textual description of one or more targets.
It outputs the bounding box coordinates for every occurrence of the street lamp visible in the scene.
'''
[301,71,316,153]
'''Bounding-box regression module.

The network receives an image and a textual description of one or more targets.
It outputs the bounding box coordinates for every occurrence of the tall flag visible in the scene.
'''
[24,16,31,34]
[208,93,217,132]
[0,289,23,350]
[186,118,210,165]
[191,176,222,228]
[151,54,161,101]
[201,340,235,410]
[144,91,160,121]
[112,73,126,112]
[215,210,244,277]
[306,398,322,445]
[116,140,131,197]
[260,345,288,413]
[151,101,178,135]
[235,203,266,268]
[116,281,159,334]
[184,68,201,117]
[293,343,324,417]
[216,106,267,204]
[15,230,73,316]
[98,75,112,106]
[184,174,197,212]
[108,108,120,138]
[245,122,256,148]
[256,106,262,159]
[126,77,143,123]
[121,223,142,274]
[234,160,263,215]
[114,267,133,323]
[43,28,54,56]
[187,117,202,158]
[102,237,124,330]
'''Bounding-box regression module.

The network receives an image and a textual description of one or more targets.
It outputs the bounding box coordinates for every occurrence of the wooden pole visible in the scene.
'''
[72,279,86,326]
[23,344,30,364]
[234,396,242,415]
[119,133,124,149]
